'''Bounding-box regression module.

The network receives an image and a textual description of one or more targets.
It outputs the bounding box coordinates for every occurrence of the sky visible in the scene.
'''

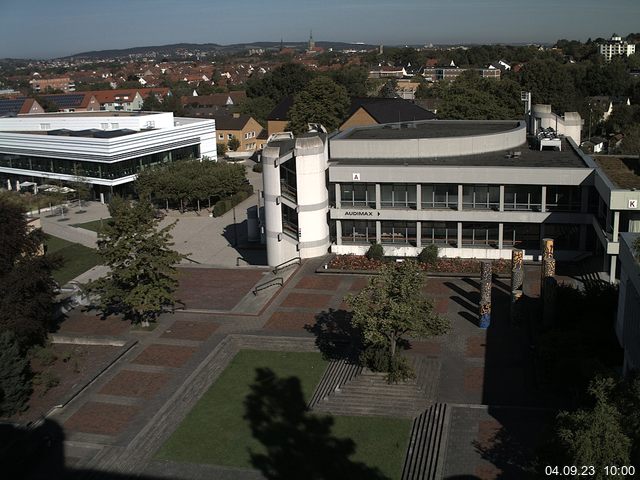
[0,0,639,59]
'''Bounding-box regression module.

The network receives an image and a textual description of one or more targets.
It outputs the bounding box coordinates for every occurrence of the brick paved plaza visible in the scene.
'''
[35,257,546,479]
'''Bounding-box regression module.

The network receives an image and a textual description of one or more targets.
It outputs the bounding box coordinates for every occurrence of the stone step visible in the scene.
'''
[327,387,427,401]
[401,403,450,480]
[314,403,419,418]
[308,359,362,408]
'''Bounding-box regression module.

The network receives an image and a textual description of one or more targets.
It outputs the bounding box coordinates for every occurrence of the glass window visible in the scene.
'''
[381,221,416,245]
[422,184,458,209]
[380,184,416,209]
[461,223,499,247]
[543,224,580,250]
[462,185,499,210]
[340,183,375,208]
[503,223,540,250]
[341,220,376,244]
[279,160,297,201]
[282,205,298,238]
[504,185,542,211]
[546,186,581,212]
[421,222,457,246]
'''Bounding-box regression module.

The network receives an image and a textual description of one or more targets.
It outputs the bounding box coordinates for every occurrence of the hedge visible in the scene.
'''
[212,190,252,217]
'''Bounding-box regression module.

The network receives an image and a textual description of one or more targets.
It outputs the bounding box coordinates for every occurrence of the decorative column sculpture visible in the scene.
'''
[540,238,556,327]
[479,261,492,329]
[510,249,524,323]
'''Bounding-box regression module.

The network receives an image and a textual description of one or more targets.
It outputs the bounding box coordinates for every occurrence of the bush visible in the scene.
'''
[0,331,32,416]
[365,243,384,261]
[252,162,263,173]
[31,345,58,366]
[359,344,415,384]
[418,244,439,265]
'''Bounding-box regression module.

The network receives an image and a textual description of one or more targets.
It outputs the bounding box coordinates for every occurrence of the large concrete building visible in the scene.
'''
[0,111,216,199]
[615,233,640,374]
[261,105,640,281]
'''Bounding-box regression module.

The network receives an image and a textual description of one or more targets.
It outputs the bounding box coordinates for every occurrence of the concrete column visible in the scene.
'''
[581,185,589,213]
[613,211,620,242]
[416,184,421,211]
[457,222,463,247]
[335,183,341,209]
[335,220,342,245]
[511,249,524,324]
[416,221,422,248]
[499,185,505,212]
[376,220,381,243]
[479,261,492,329]
[541,238,556,327]
[457,184,463,211]
[579,224,587,251]
[541,186,547,212]
[610,255,618,283]
[498,223,504,250]
[375,184,381,210]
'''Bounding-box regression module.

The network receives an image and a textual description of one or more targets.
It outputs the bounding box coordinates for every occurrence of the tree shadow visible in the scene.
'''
[304,308,362,363]
[243,367,390,480]
[472,409,553,480]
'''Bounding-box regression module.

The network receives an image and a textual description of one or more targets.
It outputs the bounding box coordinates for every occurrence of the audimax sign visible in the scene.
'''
[344,211,381,216]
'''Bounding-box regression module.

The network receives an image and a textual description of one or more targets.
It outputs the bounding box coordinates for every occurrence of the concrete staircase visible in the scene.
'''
[401,403,450,480]
[308,359,362,409]
[312,357,440,418]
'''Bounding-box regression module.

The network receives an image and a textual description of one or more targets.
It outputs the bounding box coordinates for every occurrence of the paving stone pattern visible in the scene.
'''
[40,258,548,480]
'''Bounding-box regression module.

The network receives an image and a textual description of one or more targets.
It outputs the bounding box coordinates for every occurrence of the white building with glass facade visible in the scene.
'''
[0,111,216,199]
[262,106,640,282]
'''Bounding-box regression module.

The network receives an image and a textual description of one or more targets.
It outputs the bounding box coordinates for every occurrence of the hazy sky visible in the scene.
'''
[1,0,638,59]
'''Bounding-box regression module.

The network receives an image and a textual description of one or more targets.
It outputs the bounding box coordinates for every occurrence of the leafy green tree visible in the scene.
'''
[346,261,450,380]
[621,124,640,155]
[287,77,350,134]
[141,93,163,111]
[239,96,276,127]
[227,137,241,151]
[380,79,398,98]
[0,330,32,416]
[0,197,60,350]
[217,142,228,157]
[330,66,369,97]
[555,377,631,477]
[246,63,315,102]
[83,198,185,327]
[518,59,579,113]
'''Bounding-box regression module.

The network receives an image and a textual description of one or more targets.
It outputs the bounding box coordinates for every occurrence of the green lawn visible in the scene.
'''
[156,349,411,479]
[45,235,100,285]
[71,218,109,233]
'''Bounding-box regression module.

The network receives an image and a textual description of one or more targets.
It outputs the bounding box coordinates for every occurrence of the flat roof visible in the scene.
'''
[18,111,163,118]
[331,138,588,168]
[341,120,521,140]
[594,155,640,189]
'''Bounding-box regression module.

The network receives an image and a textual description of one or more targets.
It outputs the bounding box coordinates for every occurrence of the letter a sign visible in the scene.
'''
[352,173,361,181]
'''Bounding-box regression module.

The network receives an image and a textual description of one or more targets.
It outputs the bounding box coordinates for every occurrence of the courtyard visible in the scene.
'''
[11,256,555,480]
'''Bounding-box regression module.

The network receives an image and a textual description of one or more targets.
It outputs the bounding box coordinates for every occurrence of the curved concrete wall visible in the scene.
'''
[331,121,526,159]
[295,136,330,259]
[262,145,285,266]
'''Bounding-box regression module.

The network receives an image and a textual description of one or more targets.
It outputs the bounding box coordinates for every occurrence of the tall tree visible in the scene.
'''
[346,261,450,380]
[0,195,60,350]
[246,63,314,102]
[330,67,369,97]
[0,330,32,416]
[287,77,350,134]
[555,377,631,477]
[83,198,185,327]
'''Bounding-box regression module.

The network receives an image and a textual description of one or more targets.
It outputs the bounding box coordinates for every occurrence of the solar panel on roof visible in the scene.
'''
[0,98,27,116]
[41,94,84,109]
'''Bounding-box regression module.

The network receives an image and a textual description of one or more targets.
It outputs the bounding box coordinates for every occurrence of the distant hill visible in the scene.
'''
[64,41,379,60]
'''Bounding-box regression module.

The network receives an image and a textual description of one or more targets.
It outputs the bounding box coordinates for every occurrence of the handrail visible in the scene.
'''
[184,256,202,265]
[253,277,283,295]
[272,256,301,274]
[236,256,249,266]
